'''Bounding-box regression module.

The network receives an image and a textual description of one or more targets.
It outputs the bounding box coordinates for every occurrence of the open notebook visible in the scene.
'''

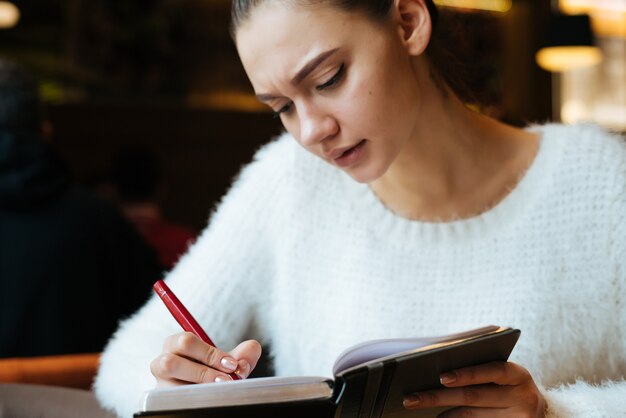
[136,325,520,418]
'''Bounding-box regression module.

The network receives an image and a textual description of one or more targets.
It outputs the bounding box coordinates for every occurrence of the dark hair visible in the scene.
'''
[230,0,474,103]
[231,0,439,33]
[0,58,43,131]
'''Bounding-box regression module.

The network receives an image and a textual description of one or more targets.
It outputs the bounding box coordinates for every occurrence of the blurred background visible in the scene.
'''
[1,0,624,232]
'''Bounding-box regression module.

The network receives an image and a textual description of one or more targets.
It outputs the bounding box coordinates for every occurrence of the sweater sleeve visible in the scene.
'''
[542,133,626,418]
[93,137,290,418]
[542,380,626,418]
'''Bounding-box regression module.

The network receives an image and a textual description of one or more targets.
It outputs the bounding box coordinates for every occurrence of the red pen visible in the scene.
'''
[153,279,241,380]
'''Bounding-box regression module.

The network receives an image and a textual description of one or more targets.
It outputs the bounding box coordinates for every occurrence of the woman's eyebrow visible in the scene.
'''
[256,93,278,102]
[256,48,340,102]
[291,48,340,86]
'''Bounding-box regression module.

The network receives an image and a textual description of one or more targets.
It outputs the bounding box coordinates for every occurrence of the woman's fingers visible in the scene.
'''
[151,352,233,386]
[440,361,531,387]
[437,407,513,418]
[404,361,545,417]
[228,339,263,379]
[151,334,264,385]
[163,332,240,375]
[152,332,242,384]
[404,384,514,409]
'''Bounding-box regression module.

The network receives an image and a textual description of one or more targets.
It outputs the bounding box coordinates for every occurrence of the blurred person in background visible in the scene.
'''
[110,148,196,270]
[0,58,163,357]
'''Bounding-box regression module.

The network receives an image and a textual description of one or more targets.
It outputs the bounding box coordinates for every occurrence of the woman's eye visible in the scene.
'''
[316,63,345,91]
[273,102,293,118]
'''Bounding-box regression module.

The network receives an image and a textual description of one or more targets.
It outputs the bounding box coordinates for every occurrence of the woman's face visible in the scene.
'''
[236,2,425,183]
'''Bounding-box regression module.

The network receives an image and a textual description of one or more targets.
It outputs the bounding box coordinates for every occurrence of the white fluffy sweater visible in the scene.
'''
[95,124,626,418]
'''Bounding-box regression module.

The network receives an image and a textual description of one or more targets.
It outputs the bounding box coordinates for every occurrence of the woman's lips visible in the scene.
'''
[332,139,367,168]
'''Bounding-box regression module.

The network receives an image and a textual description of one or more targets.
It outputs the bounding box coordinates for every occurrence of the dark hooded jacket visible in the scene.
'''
[0,130,163,357]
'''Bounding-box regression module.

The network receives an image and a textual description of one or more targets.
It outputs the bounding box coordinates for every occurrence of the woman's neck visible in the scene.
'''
[370,75,539,222]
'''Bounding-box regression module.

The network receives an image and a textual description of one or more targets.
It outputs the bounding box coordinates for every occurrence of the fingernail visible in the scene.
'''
[440,372,457,385]
[214,375,232,382]
[236,360,251,379]
[221,357,238,371]
[403,394,420,408]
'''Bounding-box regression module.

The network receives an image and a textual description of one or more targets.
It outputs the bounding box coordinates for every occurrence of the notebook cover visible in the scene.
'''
[334,328,521,418]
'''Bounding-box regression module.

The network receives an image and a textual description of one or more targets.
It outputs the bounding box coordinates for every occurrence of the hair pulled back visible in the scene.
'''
[230,0,473,103]
[231,0,438,35]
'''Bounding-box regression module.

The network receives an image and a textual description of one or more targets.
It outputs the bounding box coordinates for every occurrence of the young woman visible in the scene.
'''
[95,1,626,417]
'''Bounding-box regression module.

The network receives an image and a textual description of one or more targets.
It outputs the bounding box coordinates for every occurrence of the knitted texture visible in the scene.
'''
[94,123,626,418]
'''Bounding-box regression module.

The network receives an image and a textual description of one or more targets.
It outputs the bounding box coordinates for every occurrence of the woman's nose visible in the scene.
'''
[299,105,338,147]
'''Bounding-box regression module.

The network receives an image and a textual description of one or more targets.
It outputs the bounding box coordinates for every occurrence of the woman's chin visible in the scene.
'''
[343,165,385,184]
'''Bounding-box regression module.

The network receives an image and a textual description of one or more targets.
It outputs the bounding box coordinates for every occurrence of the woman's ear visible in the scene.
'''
[392,0,432,56]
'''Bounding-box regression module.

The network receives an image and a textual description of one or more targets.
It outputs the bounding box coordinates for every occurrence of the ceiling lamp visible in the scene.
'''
[434,0,513,13]
[560,0,626,14]
[0,1,19,29]
[559,0,626,38]
[536,14,603,72]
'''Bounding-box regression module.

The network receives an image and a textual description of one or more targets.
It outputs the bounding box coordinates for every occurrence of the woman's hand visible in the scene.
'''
[150,332,262,387]
[403,361,546,417]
